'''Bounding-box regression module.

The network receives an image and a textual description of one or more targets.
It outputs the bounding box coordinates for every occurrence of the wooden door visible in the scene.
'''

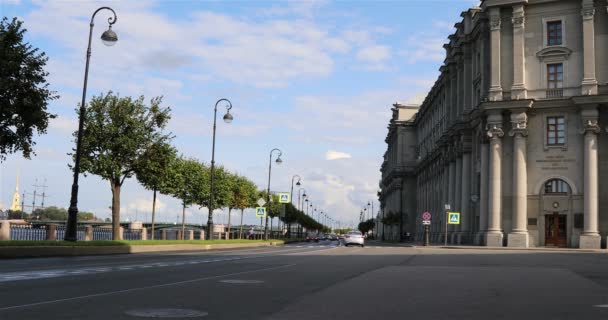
[545,213,567,247]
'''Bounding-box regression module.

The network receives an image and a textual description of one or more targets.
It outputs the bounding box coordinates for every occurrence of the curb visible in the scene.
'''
[412,245,605,253]
[0,241,284,259]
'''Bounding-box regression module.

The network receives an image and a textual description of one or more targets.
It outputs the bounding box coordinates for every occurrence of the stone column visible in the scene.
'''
[479,140,490,244]
[453,150,463,244]
[508,111,529,247]
[84,225,93,241]
[443,160,450,243]
[511,4,527,99]
[448,158,456,242]
[581,0,598,95]
[580,106,601,248]
[45,224,57,241]
[460,133,472,244]
[119,226,124,241]
[485,112,504,246]
[457,55,465,116]
[464,45,473,110]
[0,221,10,240]
[488,7,503,101]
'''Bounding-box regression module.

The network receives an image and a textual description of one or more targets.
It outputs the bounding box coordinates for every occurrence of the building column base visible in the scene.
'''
[485,231,503,247]
[507,232,529,248]
[579,234,601,249]
[510,86,527,100]
[581,79,598,95]
[489,87,503,101]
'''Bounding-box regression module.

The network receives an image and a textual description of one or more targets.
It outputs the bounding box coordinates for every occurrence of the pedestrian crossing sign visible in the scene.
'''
[448,212,460,224]
[279,193,290,203]
[255,207,266,218]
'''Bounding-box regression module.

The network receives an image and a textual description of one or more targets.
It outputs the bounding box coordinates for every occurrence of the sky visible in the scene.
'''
[0,0,479,228]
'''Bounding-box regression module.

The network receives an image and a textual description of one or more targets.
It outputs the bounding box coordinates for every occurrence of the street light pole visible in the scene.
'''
[265,148,282,240]
[298,189,307,212]
[65,7,118,241]
[206,99,234,240]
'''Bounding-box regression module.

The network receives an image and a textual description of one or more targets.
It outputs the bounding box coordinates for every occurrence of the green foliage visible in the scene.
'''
[0,17,58,160]
[358,219,376,234]
[29,206,97,221]
[334,228,351,234]
[165,157,209,208]
[230,174,258,211]
[7,210,25,219]
[72,91,172,239]
[135,141,177,194]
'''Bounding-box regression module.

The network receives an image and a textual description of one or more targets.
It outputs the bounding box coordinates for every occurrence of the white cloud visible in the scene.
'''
[357,45,390,63]
[399,35,446,64]
[325,150,352,161]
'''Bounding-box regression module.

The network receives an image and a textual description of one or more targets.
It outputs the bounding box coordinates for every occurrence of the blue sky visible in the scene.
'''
[0,0,478,228]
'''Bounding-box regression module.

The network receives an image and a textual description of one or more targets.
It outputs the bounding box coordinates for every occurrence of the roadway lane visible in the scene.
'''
[2,244,608,319]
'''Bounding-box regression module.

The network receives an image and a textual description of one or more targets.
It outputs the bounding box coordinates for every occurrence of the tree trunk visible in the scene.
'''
[239,209,244,239]
[111,181,121,240]
[227,208,232,240]
[181,202,186,240]
[150,188,157,240]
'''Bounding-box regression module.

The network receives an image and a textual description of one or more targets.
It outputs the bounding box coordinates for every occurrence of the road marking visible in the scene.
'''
[594,305,608,308]
[0,263,296,311]
[0,245,333,284]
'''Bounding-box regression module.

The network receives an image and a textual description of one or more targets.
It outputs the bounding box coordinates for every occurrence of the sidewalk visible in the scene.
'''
[367,240,607,253]
[0,241,285,258]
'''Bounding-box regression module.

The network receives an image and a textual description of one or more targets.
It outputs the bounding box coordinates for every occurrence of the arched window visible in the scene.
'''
[544,179,569,194]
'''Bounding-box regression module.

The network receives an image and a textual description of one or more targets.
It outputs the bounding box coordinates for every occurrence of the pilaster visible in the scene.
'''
[511,4,527,99]
[581,0,598,95]
[488,7,503,101]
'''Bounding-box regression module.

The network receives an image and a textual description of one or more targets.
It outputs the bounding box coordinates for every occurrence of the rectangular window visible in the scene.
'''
[547,21,562,46]
[547,63,563,89]
[547,117,565,145]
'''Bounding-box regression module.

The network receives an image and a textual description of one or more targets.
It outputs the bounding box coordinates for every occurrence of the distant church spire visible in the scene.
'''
[10,170,21,211]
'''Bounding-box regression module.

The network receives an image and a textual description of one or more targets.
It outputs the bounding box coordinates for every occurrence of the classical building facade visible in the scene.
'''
[378,104,419,241]
[380,0,608,248]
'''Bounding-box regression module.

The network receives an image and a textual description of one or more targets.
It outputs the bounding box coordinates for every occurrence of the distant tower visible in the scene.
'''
[10,171,21,211]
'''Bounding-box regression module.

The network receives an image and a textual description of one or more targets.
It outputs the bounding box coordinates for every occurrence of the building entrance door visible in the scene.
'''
[545,212,567,247]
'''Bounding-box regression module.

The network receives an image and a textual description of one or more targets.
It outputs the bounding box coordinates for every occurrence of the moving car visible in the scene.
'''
[343,230,364,247]
[306,233,319,242]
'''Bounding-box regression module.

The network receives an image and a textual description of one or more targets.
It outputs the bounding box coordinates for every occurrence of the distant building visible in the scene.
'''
[378,103,419,241]
[382,0,608,248]
[10,172,21,211]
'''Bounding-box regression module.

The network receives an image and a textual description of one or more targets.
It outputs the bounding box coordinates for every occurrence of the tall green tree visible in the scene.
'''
[0,17,58,160]
[134,141,177,240]
[72,92,172,240]
[165,157,208,239]
[232,175,258,239]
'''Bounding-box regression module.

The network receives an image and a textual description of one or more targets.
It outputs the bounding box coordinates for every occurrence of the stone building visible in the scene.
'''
[381,0,608,248]
[378,104,419,241]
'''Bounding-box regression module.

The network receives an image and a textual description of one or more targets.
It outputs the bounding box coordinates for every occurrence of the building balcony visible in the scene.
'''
[546,88,564,99]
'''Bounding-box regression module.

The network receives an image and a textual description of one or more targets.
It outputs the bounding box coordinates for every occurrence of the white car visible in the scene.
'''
[342,231,364,247]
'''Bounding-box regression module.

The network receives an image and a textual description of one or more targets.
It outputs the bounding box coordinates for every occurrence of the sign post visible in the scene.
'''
[422,211,431,246]
[444,204,451,246]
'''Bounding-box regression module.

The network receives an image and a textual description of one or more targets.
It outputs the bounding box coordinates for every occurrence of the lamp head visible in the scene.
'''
[275,157,283,165]
[296,180,301,186]
[101,26,118,46]
[223,111,233,123]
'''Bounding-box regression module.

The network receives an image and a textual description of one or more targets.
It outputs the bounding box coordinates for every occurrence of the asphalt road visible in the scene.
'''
[2,241,608,319]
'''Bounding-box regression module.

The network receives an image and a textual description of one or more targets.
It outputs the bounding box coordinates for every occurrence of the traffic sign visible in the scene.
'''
[422,220,431,225]
[422,211,431,221]
[255,207,267,218]
[279,193,290,203]
[448,212,460,224]
[256,198,266,207]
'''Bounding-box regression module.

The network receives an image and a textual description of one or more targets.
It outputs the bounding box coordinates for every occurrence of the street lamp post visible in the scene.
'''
[65,7,118,241]
[298,189,307,212]
[285,175,301,233]
[265,148,282,240]
[206,99,234,240]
